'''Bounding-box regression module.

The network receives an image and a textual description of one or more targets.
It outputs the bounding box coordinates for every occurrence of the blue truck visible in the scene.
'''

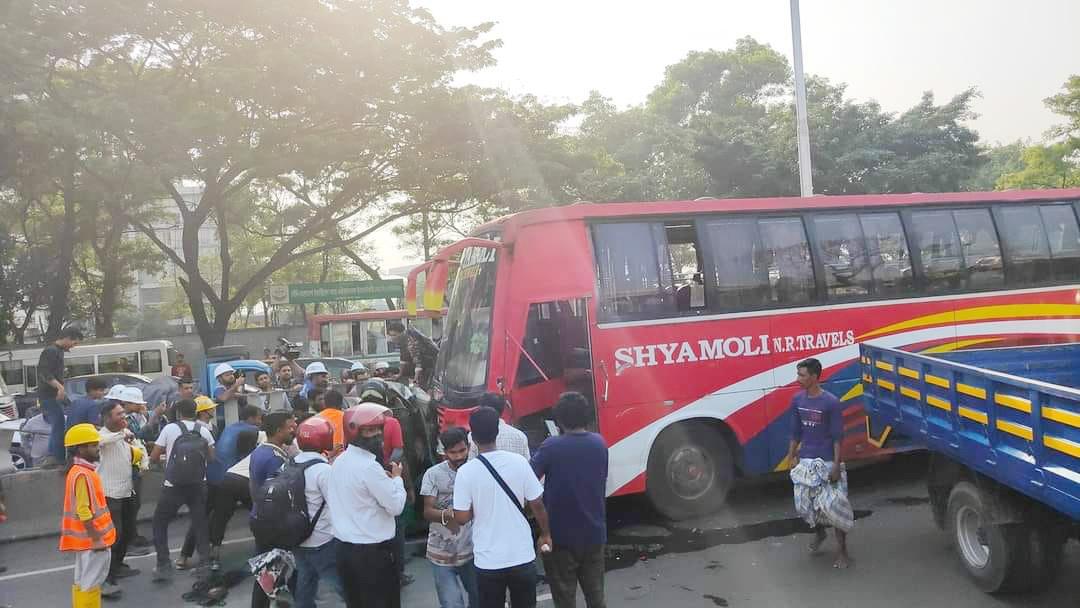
[861,342,1080,593]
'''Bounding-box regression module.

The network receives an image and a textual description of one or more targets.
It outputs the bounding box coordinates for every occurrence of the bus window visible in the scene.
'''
[909,210,964,292]
[757,217,815,305]
[665,222,705,312]
[140,349,164,374]
[812,214,871,299]
[593,222,674,321]
[65,356,95,378]
[953,208,1004,290]
[1039,204,1080,280]
[26,364,37,389]
[859,212,912,297]
[701,217,768,310]
[0,360,24,388]
[330,321,352,357]
[99,353,137,373]
[516,303,564,388]
[997,206,1051,285]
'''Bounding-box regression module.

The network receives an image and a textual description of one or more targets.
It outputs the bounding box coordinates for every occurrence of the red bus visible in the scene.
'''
[407,188,1080,519]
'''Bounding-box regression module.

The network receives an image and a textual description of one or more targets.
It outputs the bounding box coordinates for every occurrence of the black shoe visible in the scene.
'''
[126,544,151,557]
[113,563,141,579]
[152,564,174,583]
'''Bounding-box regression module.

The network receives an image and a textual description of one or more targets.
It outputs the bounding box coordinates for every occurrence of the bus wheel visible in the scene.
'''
[946,482,1029,593]
[646,423,733,520]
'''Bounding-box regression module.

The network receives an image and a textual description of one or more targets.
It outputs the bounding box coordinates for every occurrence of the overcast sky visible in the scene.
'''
[375,0,1080,271]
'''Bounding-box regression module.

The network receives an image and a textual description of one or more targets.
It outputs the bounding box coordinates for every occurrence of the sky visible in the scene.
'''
[374,0,1080,272]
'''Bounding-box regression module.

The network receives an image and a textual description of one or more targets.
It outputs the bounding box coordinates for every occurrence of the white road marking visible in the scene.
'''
[0,535,255,582]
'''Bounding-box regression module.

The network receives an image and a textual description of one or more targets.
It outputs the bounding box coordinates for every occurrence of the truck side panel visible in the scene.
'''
[861,343,1080,521]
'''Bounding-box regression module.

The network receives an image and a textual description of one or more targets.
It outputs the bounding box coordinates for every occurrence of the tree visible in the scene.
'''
[1045,75,1080,147]
[996,143,1080,189]
[997,75,1080,190]
[22,0,502,349]
[964,141,1027,191]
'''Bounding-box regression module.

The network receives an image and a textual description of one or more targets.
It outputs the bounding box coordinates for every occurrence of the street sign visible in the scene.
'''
[273,279,404,305]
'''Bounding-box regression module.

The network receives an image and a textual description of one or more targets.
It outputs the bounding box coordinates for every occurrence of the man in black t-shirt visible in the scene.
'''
[36,326,83,467]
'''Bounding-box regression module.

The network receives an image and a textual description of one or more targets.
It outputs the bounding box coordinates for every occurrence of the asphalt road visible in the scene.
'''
[2,453,1078,607]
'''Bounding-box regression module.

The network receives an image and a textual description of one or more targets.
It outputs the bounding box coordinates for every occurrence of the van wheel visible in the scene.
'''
[646,423,734,520]
[946,482,1029,593]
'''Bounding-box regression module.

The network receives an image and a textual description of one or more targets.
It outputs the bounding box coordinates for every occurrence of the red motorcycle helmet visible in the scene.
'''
[296,416,336,453]
[342,402,391,445]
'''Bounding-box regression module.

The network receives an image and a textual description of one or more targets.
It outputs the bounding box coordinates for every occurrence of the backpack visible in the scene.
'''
[250,457,326,549]
[164,422,209,486]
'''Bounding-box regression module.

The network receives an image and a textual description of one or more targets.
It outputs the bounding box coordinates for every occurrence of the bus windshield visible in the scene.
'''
[437,246,498,400]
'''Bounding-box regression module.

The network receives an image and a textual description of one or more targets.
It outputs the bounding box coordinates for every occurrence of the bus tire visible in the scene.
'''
[646,423,734,520]
[946,482,1029,593]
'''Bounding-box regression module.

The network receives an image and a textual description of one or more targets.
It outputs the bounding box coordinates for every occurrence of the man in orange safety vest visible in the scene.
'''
[61,423,118,608]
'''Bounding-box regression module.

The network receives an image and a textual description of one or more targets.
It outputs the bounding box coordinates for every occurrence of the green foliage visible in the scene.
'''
[964,141,1027,191]
[997,75,1080,190]
[996,143,1080,189]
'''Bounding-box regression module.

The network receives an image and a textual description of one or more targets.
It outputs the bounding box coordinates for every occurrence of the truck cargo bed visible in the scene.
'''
[861,342,1080,521]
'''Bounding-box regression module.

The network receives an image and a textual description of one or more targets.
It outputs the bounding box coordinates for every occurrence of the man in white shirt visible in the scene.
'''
[98,401,140,596]
[328,402,406,608]
[467,393,530,460]
[148,399,216,581]
[454,407,553,608]
[292,416,344,608]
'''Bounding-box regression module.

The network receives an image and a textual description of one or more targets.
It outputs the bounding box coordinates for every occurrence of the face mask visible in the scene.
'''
[355,435,384,462]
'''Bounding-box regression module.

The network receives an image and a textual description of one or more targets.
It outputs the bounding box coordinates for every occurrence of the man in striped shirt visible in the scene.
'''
[98,401,142,592]
[467,393,530,460]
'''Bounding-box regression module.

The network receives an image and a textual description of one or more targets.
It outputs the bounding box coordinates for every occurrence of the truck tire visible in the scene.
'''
[946,482,1029,593]
[1024,524,1065,592]
[646,423,734,520]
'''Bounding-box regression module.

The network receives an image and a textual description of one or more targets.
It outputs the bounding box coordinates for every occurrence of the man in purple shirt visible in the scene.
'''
[783,357,851,568]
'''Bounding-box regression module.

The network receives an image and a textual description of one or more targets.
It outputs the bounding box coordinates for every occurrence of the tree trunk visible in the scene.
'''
[95,256,121,338]
[46,189,80,339]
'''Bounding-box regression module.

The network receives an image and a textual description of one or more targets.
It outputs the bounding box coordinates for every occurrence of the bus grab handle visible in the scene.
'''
[598,360,610,403]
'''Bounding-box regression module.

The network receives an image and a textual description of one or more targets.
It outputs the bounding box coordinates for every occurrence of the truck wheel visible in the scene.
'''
[946,482,1029,593]
[1024,525,1065,592]
[646,423,734,520]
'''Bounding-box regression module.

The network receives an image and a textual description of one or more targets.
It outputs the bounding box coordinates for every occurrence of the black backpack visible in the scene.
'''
[165,422,209,486]
[250,457,326,549]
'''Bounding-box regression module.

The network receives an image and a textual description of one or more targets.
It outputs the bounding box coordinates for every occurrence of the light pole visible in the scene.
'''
[790,0,814,197]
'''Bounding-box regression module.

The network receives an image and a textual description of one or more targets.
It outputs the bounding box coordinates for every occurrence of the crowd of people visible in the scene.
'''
[43,336,613,607]
[22,318,856,608]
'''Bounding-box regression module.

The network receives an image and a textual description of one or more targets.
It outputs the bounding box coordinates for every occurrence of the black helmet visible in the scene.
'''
[358,378,391,406]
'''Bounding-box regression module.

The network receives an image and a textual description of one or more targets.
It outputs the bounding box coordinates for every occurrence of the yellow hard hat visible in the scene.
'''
[64,423,101,448]
[195,396,217,413]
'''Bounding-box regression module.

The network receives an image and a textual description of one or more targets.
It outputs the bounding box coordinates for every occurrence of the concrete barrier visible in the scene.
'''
[0,468,165,543]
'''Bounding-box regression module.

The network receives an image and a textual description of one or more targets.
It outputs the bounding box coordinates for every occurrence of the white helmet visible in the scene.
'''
[214,363,236,379]
[305,361,329,377]
[117,386,146,405]
[104,384,126,401]
[350,361,368,372]
[374,361,390,371]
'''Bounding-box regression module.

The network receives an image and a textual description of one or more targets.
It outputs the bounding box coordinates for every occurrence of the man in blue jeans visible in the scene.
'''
[37,327,83,467]
[453,407,553,608]
[422,427,478,608]
[292,416,344,608]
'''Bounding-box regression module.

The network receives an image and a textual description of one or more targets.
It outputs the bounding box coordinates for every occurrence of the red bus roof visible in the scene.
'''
[473,188,1080,237]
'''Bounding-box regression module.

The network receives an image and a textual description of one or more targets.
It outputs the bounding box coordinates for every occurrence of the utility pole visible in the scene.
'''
[790,0,814,197]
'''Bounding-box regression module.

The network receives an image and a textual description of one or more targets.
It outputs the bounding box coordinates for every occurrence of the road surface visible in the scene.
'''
[2,454,1077,606]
